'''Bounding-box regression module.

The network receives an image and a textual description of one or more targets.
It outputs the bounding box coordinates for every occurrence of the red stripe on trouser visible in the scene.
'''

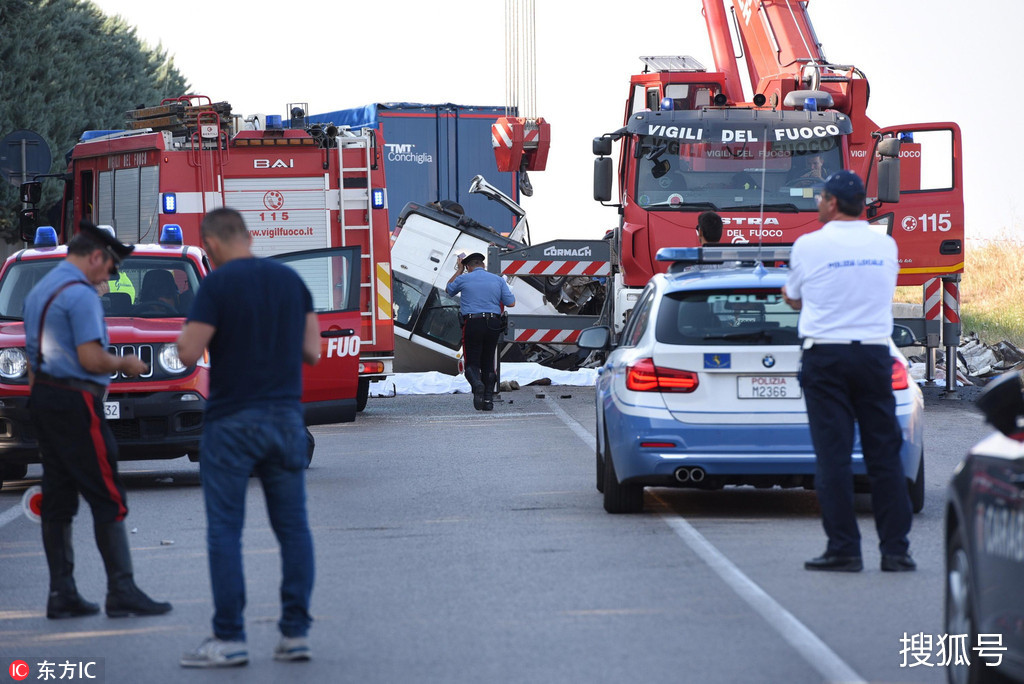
[81,390,127,521]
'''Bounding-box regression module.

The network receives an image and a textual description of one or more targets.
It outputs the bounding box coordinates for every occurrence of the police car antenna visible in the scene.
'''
[756,126,769,260]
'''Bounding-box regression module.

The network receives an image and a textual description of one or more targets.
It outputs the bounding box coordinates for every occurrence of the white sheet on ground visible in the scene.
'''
[370,362,598,396]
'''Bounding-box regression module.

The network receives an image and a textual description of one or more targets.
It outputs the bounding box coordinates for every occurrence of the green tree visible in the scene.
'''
[0,0,188,243]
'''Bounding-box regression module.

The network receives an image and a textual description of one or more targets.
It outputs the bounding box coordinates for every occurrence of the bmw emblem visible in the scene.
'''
[762,354,776,369]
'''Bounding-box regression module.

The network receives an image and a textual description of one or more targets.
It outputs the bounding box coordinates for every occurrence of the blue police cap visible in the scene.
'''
[823,170,866,204]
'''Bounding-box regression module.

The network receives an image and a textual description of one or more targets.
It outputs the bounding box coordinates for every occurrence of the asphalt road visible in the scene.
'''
[0,385,992,684]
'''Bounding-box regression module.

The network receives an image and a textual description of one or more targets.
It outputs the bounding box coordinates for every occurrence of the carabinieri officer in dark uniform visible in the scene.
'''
[24,221,172,618]
[446,252,516,410]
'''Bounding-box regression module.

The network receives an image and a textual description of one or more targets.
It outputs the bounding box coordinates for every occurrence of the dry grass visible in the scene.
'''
[895,236,1024,347]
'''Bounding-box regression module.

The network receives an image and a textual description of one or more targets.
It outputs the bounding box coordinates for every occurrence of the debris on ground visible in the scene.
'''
[908,335,1024,387]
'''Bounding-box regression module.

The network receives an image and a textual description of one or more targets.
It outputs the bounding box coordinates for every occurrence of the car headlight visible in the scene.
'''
[158,344,187,374]
[0,348,28,381]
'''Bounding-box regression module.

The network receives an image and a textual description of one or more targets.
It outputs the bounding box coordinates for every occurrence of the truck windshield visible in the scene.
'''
[634,135,843,213]
[0,256,202,320]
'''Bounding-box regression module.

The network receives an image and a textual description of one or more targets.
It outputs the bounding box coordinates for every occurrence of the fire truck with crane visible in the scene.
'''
[19,95,395,410]
[464,0,964,385]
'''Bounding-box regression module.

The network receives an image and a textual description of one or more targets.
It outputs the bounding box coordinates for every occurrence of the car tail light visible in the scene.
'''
[626,358,699,393]
[891,359,909,390]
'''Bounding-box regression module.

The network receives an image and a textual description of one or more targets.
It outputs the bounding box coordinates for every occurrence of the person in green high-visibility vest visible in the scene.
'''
[108,272,135,302]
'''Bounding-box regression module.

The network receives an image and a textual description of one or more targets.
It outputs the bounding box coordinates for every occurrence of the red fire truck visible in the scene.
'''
[27,96,394,409]
[593,1,963,342]
[480,1,962,380]
[0,226,363,488]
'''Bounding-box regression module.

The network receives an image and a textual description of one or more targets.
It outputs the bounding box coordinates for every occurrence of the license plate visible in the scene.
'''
[737,375,801,399]
[104,402,120,419]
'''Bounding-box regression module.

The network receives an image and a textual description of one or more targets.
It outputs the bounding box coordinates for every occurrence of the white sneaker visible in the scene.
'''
[274,635,311,662]
[180,637,249,668]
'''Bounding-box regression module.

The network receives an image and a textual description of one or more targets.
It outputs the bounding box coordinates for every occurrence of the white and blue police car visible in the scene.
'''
[578,246,925,514]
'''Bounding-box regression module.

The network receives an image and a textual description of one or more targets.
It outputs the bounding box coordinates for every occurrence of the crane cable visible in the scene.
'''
[505,0,537,120]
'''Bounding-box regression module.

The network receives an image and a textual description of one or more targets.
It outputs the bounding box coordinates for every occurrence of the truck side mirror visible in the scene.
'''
[20,181,41,205]
[877,157,901,204]
[593,137,612,156]
[19,208,37,243]
[594,157,613,202]
[876,138,902,158]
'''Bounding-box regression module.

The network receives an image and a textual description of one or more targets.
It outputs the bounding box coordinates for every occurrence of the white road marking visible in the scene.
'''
[0,502,24,529]
[543,397,595,449]
[658,512,866,683]
[546,396,867,684]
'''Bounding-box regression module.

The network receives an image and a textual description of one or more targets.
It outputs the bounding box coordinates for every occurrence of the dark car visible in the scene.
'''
[944,370,1024,683]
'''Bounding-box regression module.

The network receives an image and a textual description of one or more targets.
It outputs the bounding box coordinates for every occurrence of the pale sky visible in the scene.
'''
[91,0,1023,244]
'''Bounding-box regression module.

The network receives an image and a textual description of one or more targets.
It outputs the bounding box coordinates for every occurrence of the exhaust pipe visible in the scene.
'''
[674,467,706,484]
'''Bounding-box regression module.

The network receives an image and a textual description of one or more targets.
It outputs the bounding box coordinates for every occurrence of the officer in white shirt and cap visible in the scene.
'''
[782,170,915,574]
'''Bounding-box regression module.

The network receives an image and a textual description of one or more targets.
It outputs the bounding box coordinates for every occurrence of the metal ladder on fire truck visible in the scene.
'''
[337,130,378,351]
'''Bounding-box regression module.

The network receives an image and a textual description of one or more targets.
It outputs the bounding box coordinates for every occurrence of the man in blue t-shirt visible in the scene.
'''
[445,252,515,411]
[177,208,320,668]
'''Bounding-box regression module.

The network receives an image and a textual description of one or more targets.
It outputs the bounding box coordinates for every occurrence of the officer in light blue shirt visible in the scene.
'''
[445,252,515,410]
[24,221,170,620]
[25,259,110,386]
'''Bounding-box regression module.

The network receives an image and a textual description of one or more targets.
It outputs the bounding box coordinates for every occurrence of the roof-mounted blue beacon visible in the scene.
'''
[33,226,58,248]
[160,224,183,246]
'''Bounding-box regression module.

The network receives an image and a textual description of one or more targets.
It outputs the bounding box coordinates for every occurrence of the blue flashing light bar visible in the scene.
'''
[162,193,177,214]
[660,97,674,111]
[656,246,792,264]
[34,226,58,247]
[160,224,183,245]
[803,97,818,112]
[371,188,385,209]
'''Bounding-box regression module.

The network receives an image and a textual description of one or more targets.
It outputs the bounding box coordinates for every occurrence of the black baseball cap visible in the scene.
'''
[79,220,134,275]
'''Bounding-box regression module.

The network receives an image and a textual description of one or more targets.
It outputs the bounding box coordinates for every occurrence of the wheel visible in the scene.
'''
[356,378,370,413]
[909,452,925,514]
[595,416,605,493]
[945,526,991,684]
[305,428,315,468]
[602,426,643,514]
[1,463,28,480]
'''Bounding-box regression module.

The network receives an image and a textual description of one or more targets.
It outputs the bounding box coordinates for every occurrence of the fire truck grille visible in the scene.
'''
[108,345,154,380]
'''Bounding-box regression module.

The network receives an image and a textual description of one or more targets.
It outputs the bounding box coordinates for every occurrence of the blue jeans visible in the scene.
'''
[200,405,314,641]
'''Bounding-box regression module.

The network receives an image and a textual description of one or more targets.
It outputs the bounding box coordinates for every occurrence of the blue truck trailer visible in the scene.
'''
[305,103,520,234]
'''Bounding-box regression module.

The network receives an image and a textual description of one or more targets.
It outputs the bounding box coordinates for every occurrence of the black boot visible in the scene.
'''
[42,521,99,619]
[481,372,495,411]
[465,366,485,410]
[94,520,172,617]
